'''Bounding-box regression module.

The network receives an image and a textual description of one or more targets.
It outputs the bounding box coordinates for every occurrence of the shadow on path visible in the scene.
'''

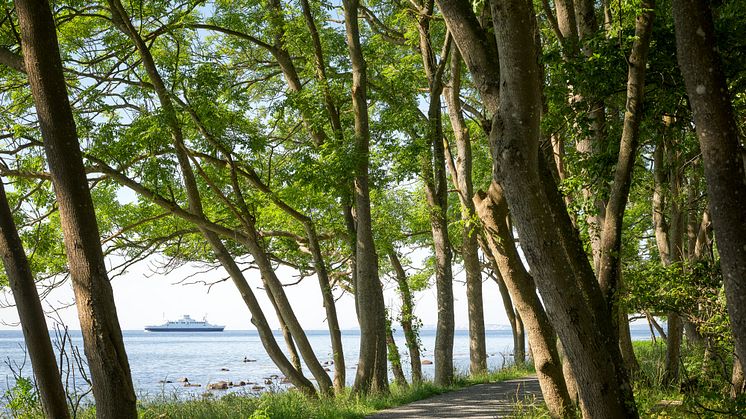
[367,376,543,418]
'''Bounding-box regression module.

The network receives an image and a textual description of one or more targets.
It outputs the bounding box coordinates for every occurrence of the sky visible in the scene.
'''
[0,253,511,331]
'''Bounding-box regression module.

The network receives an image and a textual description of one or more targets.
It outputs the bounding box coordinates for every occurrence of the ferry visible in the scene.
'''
[145,314,225,332]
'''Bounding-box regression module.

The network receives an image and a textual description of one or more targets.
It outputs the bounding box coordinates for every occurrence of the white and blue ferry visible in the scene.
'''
[145,314,225,332]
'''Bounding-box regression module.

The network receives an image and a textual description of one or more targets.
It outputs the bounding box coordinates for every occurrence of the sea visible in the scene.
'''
[0,327,655,402]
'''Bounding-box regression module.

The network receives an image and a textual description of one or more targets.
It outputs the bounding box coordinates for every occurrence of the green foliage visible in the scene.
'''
[2,376,42,418]
[624,260,731,352]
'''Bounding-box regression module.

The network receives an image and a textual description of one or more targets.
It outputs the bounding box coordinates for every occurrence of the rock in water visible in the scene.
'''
[207,381,229,390]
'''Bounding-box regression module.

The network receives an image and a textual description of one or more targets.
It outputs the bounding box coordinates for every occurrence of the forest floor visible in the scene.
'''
[366,376,543,418]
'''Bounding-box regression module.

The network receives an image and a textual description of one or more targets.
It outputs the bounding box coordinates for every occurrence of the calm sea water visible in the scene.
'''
[0,327,653,401]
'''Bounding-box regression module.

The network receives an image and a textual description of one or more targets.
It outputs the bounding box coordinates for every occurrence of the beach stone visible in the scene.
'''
[264,379,273,385]
[421,359,433,365]
[251,385,265,391]
[208,381,229,390]
[324,367,331,372]
[183,383,201,387]
[238,381,247,386]
[177,377,189,383]
[280,377,291,384]
[158,380,173,384]
[220,368,230,371]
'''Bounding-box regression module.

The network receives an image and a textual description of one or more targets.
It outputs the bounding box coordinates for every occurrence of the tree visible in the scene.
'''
[343,0,389,394]
[0,178,69,418]
[672,0,746,385]
[13,0,137,416]
[438,0,638,415]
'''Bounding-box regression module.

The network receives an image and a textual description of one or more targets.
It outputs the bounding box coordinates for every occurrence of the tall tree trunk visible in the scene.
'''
[0,180,70,418]
[14,1,137,417]
[443,50,487,375]
[439,0,639,416]
[672,0,746,382]
[474,183,574,418]
[343,0,388,394]
[415,0,455,385]
[388,250,423,383]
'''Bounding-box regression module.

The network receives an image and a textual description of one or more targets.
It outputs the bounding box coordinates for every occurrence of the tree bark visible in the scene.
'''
[443,50,487,375]
[14,1,138,416]
[388,250,423,383]
[672,0,746,380]
[415,1,455,385]
[474,183,573,418]
[386,317,408,388]
[0,180,70,418]
[343,0,389,394]
[596,0,655,344]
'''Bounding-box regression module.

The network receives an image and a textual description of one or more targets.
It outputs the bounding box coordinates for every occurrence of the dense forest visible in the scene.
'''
[0,0,745,417]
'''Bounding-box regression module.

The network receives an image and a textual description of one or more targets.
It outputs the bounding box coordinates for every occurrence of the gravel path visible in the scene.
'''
[367,376,543,418]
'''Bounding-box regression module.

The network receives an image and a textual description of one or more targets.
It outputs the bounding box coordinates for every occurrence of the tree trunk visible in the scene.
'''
[596,0,656,338]
[672,0,746,381]
[388,250,423,383]
[386,317,408,388]
[474,183,574,418]
[0,180,70,418]
[343,0,388,394]
[478,237,526,366]
[415,1,455,385]
[14,1,137,416]
[439,0,639,415]
[443,50,487,375]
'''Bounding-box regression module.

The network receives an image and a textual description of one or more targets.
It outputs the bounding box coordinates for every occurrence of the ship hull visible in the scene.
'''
[144,327,225,332]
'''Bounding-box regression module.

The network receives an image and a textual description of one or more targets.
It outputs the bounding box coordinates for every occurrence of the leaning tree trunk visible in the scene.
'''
[672,0,746,383]
[107,0,333,394]
[388,250,423,383]
[343,0,389,394]
[386,316,408,388]
[474,183,574,418]
[0,180,70,418]
[14,1,137,417]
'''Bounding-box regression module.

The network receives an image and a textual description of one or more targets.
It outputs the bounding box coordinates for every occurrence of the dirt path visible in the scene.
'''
[366,376,543,418]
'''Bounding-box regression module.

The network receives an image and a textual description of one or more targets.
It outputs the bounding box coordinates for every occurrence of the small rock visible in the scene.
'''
[264,379,273,385]
[324,367,331,371]
[158,380,173,384]
[280,377,291,384]
[207,381,229,390]
[251,385,265,391]
[243,358,257,362]
[220,368,230,371]
[184,382,201,387]
[421,359,433,365]
[238,381,246,386]
[177,377,189,383]
[228,381,234,387]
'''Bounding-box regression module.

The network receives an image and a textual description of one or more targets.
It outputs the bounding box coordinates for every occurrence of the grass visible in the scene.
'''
[61,365,533,419]
[2,363,534,418]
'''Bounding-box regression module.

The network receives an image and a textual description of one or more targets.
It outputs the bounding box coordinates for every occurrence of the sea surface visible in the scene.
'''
[0,327,654,402]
